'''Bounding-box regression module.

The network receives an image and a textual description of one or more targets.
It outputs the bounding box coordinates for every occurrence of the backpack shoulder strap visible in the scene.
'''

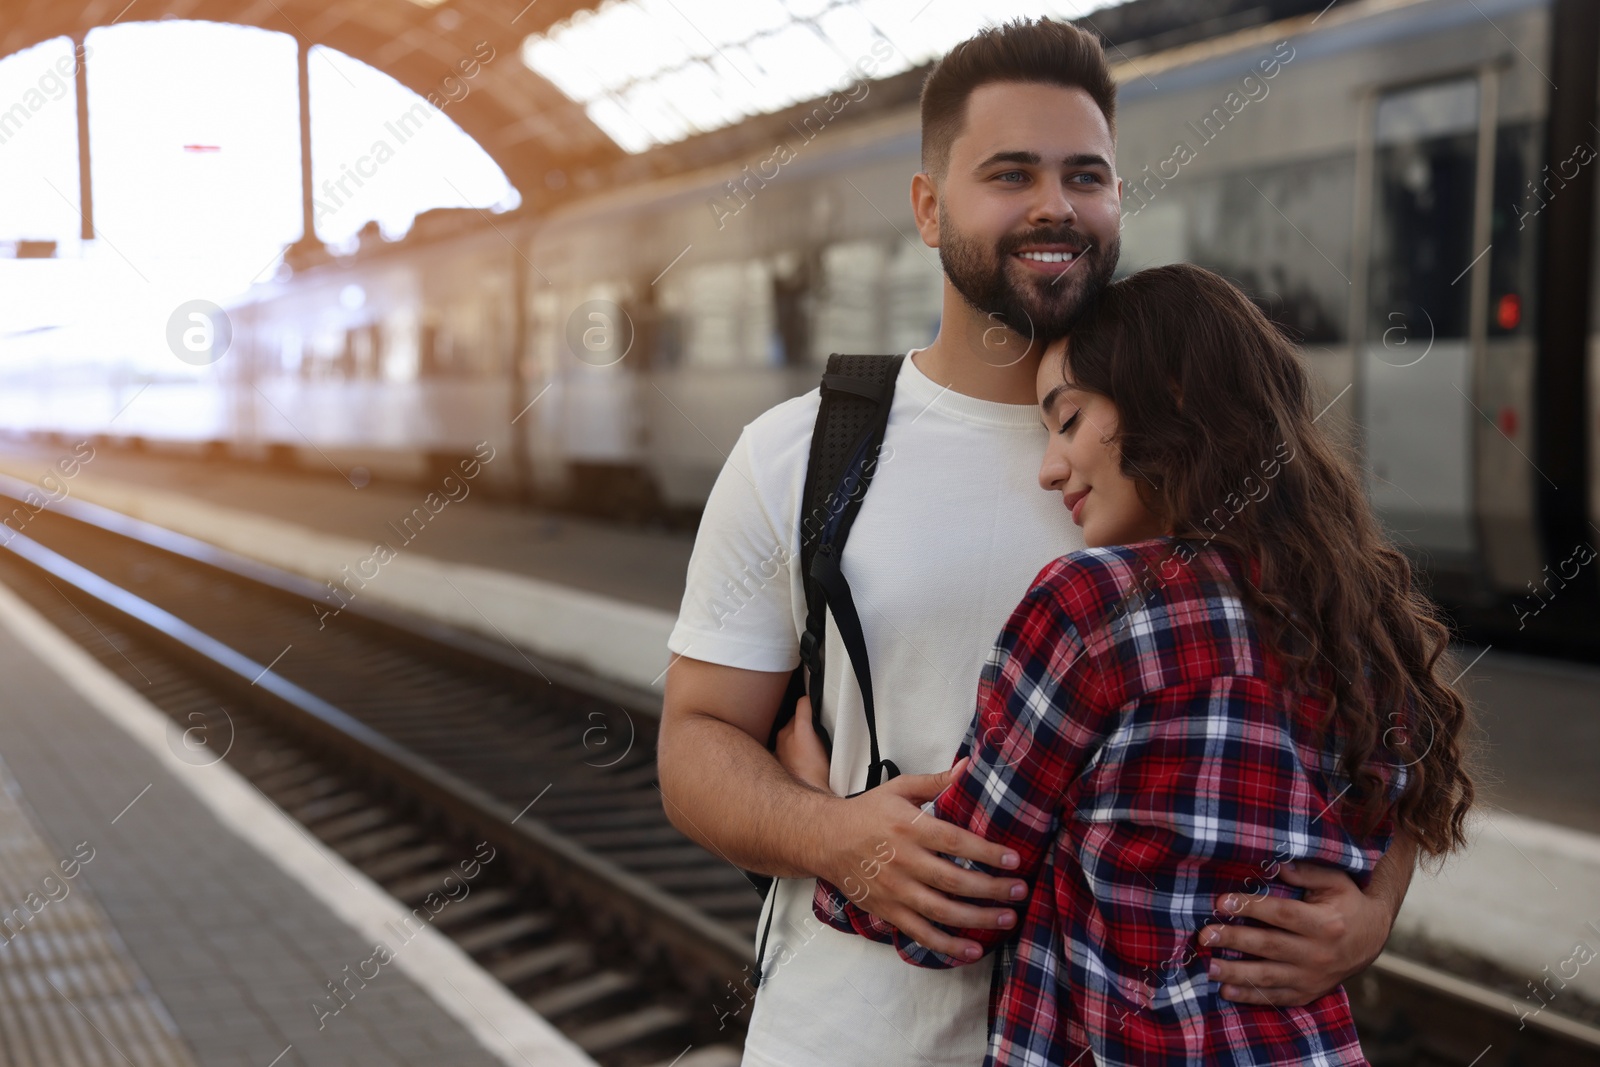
[783,353,903,787]
[747,352,902,947]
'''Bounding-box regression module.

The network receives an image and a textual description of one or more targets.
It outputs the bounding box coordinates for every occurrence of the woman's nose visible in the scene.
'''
[1038,443,1070,492]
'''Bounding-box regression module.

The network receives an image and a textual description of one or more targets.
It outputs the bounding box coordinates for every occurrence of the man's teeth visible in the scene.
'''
[1018,251,1077,263]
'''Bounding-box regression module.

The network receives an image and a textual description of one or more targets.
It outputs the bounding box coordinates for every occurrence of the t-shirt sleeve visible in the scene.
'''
[666,423,801,673]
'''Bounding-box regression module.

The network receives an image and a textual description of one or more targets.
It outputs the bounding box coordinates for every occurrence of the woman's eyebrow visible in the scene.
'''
[1039,382,1073,413]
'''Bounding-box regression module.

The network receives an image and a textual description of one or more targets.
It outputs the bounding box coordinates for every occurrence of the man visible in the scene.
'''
[659,18,1413,1067]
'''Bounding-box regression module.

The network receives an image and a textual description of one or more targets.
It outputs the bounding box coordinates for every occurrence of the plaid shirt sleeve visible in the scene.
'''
[814,565,1119,966]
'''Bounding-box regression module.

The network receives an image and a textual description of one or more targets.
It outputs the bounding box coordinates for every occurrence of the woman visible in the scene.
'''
[780,263,1474,1065]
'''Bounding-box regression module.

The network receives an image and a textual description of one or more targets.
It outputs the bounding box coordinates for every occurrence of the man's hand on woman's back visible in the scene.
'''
[806,762,1030,961]
[661,660,1029,961]
[1198,836,1416,1005]
[776,694,1029,959]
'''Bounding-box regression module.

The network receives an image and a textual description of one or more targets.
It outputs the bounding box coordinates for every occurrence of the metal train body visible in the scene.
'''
[9,0,1597,610]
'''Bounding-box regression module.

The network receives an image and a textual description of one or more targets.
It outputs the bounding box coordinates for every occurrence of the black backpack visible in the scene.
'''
[747,353,904,977]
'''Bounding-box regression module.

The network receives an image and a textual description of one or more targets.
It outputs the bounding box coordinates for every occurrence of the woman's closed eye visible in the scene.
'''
[1058,410,1081,435]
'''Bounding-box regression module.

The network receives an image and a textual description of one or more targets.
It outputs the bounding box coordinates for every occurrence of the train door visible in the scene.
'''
[1358,75,1486,575]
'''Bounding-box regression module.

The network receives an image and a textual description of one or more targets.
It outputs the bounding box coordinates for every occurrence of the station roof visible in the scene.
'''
[1,0,629,213]
[0,0,1333,215]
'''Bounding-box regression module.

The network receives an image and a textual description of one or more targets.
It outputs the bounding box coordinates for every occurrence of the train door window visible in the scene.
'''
[1360,75,1482,559]
[1366,77,1480,340]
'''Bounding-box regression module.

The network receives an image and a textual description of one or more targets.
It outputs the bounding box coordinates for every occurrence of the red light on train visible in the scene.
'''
[1497,405,1519,437]
[1495,293,1521,330]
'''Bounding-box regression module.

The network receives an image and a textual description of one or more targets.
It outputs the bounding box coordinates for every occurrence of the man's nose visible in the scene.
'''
[1029,181,1077,228]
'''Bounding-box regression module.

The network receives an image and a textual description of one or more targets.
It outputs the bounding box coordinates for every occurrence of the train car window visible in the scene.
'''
[655,312,685,369]
[1183,156,1356,345]
[886,239,944,355]
[279,332,303,375]
[419,321,440,378]
[815,241,889,360]
[348,323,381,379]
[771,253,817,368]
[1490,122,1540,337]
[671,261,775,368]
[1118,198,1187,277]
[310,327,343,380]
[1367,77,1481,342]
[614,295,668,373]
[381,310,419,382]
[424,291,508,380]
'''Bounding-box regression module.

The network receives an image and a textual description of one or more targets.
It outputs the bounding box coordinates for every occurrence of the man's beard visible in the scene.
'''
[938,204,1120,345]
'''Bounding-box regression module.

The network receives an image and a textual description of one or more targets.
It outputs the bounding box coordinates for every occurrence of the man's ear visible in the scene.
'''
[911,171,940,248]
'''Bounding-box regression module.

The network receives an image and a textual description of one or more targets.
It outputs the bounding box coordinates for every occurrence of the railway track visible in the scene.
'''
[0,474,755,1067]
[0,475,1597,1067]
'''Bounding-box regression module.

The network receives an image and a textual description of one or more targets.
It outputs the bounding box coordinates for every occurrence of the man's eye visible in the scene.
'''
[997,170,1026,183]
[1071,173,1101,184]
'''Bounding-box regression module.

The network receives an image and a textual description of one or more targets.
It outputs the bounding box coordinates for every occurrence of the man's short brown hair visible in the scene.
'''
[920,18,1116,177]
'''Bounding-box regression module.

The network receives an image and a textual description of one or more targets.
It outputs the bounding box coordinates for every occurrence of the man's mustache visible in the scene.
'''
[997,227,1098,257]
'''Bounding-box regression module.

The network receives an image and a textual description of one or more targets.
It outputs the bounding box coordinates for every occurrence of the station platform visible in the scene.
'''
[0,441,1597,1024]
[0,444,685,695]
[0,567,598,1066]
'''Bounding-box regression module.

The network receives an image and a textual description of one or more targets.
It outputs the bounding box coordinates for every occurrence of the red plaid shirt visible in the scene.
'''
[815,538,1395,1066]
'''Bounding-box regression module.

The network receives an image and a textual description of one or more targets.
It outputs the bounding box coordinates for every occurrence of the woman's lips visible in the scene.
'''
[1067,488,1089,525]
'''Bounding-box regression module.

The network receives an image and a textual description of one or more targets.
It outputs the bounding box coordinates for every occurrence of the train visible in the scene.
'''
[3,0,1597,638]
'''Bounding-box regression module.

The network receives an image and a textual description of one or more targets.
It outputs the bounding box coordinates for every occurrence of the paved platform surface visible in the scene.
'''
[0,574,595,1067]
[0,755,199,1067]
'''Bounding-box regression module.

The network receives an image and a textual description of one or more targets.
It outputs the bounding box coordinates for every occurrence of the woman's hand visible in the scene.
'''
[776,695,833,793]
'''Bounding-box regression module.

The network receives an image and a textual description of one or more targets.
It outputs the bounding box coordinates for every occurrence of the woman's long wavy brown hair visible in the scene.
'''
[1061,262,1473,857]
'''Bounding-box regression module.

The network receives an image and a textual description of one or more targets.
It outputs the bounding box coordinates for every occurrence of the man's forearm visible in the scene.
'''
[658,710,836,879]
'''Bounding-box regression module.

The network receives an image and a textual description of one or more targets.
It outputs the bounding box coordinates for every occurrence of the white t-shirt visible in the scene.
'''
[667,349,1084,1067]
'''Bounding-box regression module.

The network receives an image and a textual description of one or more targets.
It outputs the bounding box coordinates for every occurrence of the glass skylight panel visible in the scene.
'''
[657,61,742,131]
[815,6,886,62]
[585,96,655,154]
[521,0,1129,153]
[521,37,604,100]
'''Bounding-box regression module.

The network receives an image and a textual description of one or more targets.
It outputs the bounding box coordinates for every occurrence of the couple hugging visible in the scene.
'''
[660,17,1473,1067]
